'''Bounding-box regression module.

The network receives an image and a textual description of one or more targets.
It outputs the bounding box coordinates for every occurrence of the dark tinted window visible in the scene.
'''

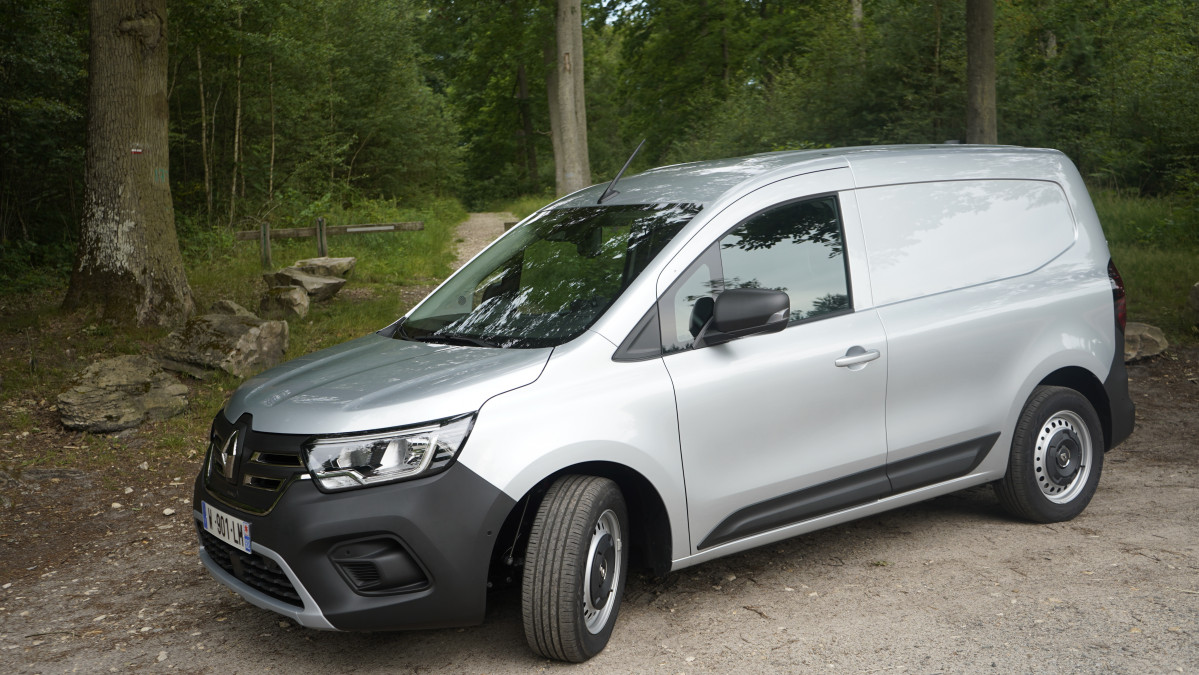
[661,195,850,353]
[402,203,700,349]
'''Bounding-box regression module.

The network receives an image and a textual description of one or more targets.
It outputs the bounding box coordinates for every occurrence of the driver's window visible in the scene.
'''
[719,196,850,323]
[659,195,851,354]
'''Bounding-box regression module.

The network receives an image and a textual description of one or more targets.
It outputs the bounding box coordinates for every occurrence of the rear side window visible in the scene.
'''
[660,195,851,353]
[855,180,1075,306]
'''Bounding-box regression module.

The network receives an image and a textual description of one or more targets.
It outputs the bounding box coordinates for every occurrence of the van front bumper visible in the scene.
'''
[193,463,515,631]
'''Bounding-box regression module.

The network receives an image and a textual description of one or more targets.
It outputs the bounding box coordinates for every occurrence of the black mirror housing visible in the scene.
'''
[698,288,789,347]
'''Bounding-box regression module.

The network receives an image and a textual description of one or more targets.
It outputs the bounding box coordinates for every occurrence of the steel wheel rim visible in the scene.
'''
[1034,410,1092,503]
[582,509,622,634]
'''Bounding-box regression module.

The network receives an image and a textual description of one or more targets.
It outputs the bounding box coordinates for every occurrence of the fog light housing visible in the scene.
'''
[330,537,428,594]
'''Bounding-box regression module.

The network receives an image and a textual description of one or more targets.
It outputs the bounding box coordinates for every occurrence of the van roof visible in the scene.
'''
[551,144,1066,209]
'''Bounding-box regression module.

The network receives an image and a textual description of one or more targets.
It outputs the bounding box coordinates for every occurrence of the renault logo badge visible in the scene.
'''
[212,430,240,481]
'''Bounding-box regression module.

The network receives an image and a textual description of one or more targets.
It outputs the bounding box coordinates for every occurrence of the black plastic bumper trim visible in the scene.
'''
[1104,324,1136,451]
[194,461,515,631]
[699,433,998,550]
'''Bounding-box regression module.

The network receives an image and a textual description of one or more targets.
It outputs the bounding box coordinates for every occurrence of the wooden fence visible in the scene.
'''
[235,217,424,268]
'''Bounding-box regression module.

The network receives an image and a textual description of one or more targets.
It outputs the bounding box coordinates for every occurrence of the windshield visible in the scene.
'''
[400,203,701,348]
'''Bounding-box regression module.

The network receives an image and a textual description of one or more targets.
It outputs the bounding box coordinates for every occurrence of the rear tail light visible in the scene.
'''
[1108,259,1127,330]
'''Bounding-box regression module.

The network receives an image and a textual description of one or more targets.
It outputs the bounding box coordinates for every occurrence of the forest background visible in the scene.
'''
[1,0,1197,341]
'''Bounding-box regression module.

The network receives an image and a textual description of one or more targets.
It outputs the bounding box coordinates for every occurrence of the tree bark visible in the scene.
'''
[196,46,212,226]
[549,0,590,197]
[544,43,565,193]
[228,9,243,228]
[516,63,539,188]
[63,0,193,327]
[268,53,276,204]
[966,0,998,144]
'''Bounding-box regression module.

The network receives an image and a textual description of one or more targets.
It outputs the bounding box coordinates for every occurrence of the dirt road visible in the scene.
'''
[1,215,1195,673]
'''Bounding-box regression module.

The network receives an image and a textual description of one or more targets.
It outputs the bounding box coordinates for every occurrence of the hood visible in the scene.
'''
[224,334,552,434]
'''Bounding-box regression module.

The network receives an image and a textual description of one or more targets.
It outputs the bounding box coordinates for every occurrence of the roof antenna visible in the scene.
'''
[597,138,646,204]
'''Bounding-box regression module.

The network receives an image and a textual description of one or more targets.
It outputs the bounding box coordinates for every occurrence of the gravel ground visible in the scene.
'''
[452,211,514,270]
[0,214,1195,673]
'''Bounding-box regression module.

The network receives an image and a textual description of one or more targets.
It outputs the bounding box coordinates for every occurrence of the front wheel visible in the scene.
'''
[521,475,629,662]
[995,386,1105,522]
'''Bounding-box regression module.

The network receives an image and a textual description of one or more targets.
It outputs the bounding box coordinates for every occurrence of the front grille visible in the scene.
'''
[200,528,303,607]
[205,412,310,515]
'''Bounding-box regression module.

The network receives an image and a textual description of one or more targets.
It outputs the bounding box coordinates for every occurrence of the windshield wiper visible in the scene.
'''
[413,333,501,348]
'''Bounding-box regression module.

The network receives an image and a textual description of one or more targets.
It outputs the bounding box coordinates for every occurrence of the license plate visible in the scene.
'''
[202,501,252,554]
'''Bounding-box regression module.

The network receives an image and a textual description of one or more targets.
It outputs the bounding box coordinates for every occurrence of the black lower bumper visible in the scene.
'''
[193,462,515,631]
[1105,326,1136,451]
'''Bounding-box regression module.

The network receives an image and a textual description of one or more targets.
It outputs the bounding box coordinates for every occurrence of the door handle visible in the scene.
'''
[835,348,881,368]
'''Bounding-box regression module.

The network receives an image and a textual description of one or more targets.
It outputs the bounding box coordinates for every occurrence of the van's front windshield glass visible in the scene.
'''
[399,203,701,349]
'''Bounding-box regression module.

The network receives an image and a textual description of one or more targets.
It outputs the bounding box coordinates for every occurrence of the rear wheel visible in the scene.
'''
[521,475,628,662]
[995,386,1104,522]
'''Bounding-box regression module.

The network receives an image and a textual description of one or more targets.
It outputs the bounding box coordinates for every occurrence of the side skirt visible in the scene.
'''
[674,467,1004,571]
[696,434,998,551]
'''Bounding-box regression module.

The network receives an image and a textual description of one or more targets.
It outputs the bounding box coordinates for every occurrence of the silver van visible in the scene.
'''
[194,145,1135,662]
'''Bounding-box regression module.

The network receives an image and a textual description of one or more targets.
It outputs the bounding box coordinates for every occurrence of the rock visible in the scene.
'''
[1124,322,1168,361]
[163,508,176,517]
[160,312,289,378]
[293,256,356,278]
[263,267,347,302]
[209,299,257,318]
[259,285,309,320]
[1189,282,1199,323]
[57,356,188,432]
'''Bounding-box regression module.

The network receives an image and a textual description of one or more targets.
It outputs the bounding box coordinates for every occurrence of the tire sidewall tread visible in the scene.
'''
[995,385,1105,523]
[522,475,628,662]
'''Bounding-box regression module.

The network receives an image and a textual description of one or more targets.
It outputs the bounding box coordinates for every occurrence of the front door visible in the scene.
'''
[659,174,889,552]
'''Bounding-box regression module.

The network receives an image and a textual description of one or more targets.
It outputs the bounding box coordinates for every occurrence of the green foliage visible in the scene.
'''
[184,195,465,314]
[496,192,558,220]
[0,238,75,293]
[1108,244,1198,344]
[168,0,462,226]
[1094,191,1199,251]
[0,0,87,246]
[1095,190,1199,344]
[420,0,557,207]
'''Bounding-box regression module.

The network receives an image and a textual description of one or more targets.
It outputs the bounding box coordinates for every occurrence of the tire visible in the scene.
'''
[521,475,629,662]
[995,385,1105,523]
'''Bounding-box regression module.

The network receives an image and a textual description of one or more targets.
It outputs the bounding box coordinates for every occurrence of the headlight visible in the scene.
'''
[302,414,475,491]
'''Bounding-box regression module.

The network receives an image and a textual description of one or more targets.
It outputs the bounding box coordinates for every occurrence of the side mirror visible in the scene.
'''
[696,288,789,347]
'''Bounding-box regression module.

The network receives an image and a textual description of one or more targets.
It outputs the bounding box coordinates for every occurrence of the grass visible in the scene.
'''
[1093,190,1199,345]
[495,192,556,220]
[185,196,466,356]
[0,195,467,477]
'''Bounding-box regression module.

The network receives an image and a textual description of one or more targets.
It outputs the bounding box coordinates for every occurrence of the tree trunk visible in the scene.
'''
[549,0,590,197]
[851,0,865,63]
[196,46,212,226]
[268,54,276,204]
[516,63,539,188]
[63,0,194,327]
[933,0,943,139]
[966,0,998,144]
[228,9,243,228]
[544,43,565,193]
